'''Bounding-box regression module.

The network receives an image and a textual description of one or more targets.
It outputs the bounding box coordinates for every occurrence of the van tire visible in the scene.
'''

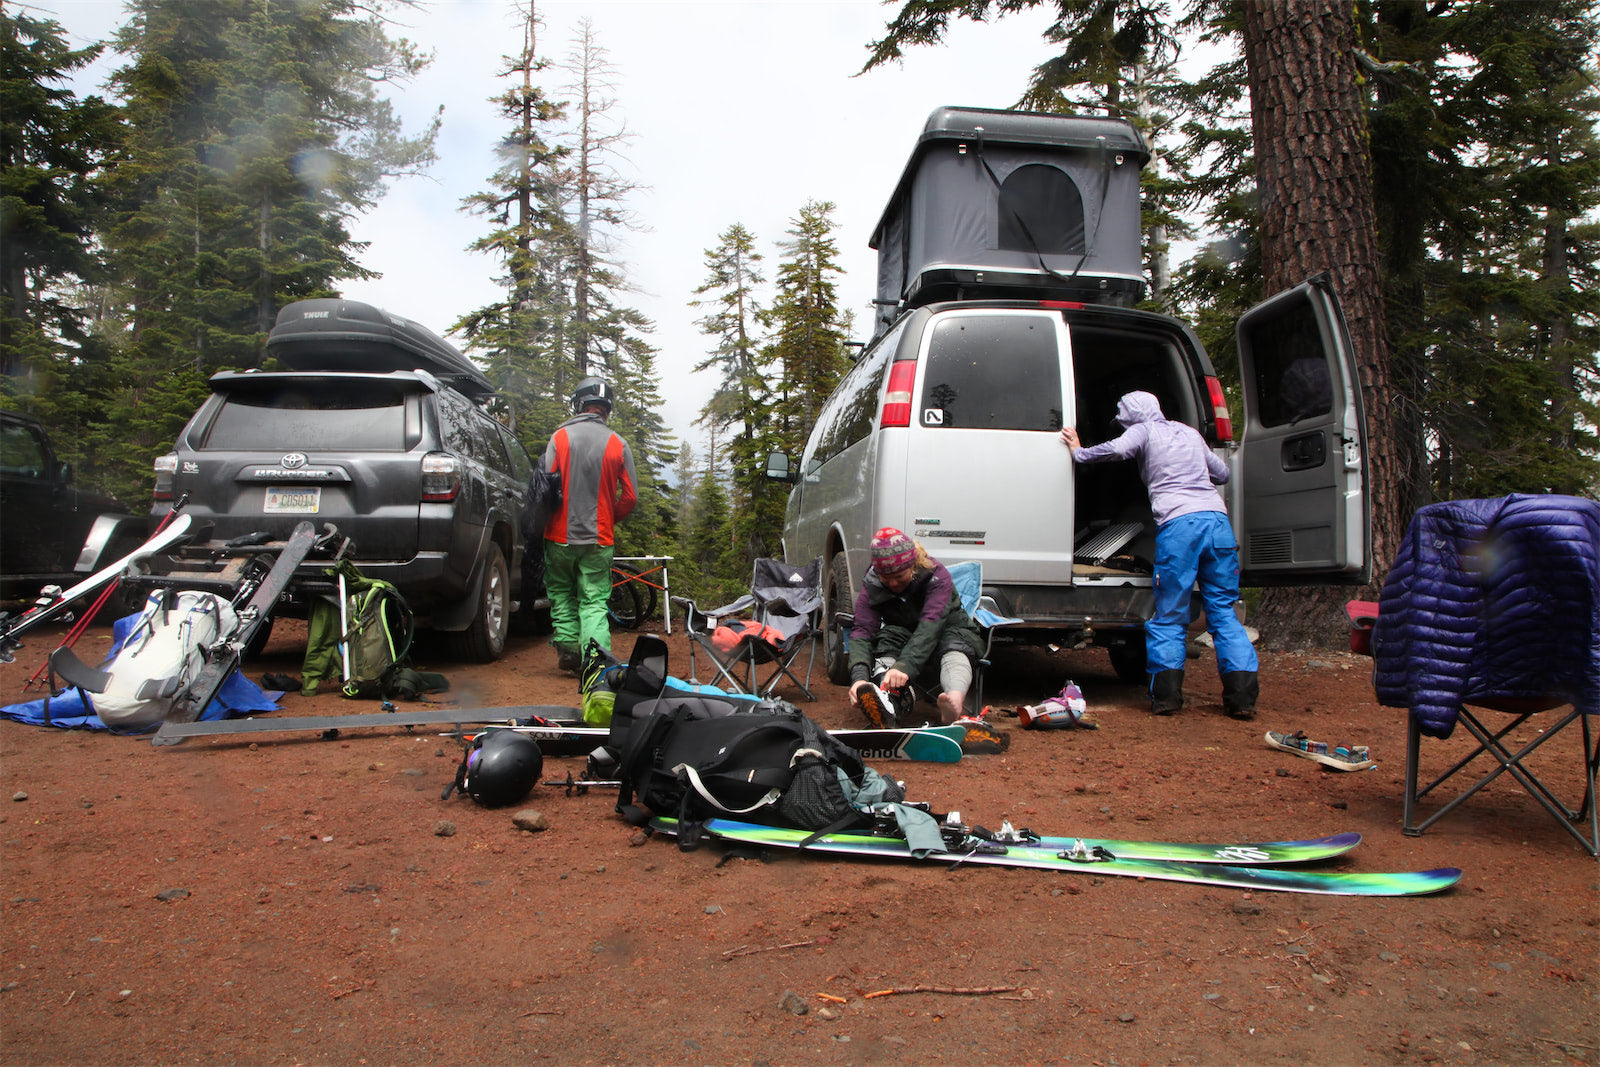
[446,543,509,663]
[1107,640,1146,684]
[824,554,853,686]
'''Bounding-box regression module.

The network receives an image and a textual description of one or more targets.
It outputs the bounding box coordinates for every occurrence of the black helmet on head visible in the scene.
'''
[444,729,543,807]
[571,376,615,415]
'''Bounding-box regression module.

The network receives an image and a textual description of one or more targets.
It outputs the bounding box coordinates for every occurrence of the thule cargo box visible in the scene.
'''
[265,298,494,402]
[869,106,1150,338]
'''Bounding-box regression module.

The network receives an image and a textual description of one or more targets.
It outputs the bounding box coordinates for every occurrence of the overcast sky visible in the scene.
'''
[40,0,1076,447]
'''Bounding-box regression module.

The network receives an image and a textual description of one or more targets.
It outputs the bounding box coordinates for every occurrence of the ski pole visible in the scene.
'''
[337,568,352,690]
[23,496,189,689]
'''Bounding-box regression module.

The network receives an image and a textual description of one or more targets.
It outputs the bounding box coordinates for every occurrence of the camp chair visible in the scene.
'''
[947,560,1022,713]
[1365,494,1600,856]
[672,557,824,701]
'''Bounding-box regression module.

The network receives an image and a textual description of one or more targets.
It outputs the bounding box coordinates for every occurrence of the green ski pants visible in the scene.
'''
[544,540,615,656]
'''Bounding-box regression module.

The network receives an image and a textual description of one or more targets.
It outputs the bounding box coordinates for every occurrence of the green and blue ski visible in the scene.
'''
[651,818,1460,897]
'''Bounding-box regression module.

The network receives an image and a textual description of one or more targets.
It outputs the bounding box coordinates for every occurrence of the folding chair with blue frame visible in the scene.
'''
[946,560,1022,714]
[672,557,824,702]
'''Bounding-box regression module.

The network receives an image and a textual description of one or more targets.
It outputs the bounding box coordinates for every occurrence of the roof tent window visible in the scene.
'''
[997,164,1086,255]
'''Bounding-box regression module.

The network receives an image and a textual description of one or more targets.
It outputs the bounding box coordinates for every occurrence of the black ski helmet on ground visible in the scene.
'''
[451,729,543,807]
[570,376,614,415]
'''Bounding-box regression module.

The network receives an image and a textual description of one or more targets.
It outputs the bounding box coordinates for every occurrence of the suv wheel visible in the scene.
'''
[824,553,853,686]
[447,543,509,663]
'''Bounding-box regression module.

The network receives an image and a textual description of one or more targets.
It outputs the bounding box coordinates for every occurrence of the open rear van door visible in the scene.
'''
[1234,274,1370,586]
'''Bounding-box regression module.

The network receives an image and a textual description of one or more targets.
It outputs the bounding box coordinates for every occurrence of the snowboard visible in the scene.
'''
[651,817,1462,897]
[155,709,965,763]
[151,704,575,746]
[0,514,197,663]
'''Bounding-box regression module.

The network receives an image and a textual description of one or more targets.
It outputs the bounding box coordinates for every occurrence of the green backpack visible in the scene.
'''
[303,561,425,699]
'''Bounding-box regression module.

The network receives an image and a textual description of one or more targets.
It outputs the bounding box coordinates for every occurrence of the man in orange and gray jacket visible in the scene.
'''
[539,376,637,673]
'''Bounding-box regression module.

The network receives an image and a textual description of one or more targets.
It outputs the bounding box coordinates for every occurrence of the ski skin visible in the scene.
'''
[162,522,321,726]
[652,818,1462,897]
[0,514,196,662]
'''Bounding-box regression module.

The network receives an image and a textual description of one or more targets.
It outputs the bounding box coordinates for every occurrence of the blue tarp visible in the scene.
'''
[0,612,281,734]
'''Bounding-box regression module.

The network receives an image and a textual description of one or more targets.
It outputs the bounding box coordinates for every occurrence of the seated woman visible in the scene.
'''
[847,528,984,726]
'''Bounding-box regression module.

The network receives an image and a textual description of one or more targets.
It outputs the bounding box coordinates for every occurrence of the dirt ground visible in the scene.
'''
[0,612,1595,1067]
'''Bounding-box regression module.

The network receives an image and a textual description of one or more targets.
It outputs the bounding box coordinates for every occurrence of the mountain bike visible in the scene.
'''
[607,560,658,629]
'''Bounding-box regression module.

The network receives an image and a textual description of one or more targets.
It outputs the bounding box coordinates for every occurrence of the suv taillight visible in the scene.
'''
[421,452,461,501]
[880,360,917,428]
[152,452,177,500]
[1206,376,1234,442]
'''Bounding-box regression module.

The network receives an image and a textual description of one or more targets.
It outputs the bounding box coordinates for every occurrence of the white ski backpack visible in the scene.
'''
[93,590,238,729]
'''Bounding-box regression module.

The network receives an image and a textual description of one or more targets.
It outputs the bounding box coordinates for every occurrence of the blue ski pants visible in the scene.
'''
[1147,511,1258,676]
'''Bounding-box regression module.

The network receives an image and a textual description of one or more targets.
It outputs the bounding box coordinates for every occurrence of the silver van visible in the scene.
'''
[771,108,1368,684]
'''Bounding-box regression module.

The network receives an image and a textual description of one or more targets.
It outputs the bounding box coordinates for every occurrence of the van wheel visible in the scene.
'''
[447,543,509,663]
[1107,641,1146,684]
[824,554,853,686]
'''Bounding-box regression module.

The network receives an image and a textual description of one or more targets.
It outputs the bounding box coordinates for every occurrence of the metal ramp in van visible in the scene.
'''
[1073,522,1145,565]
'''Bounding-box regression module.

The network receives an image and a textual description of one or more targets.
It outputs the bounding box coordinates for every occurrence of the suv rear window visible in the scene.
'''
[201,380,420,451]
[922,314,1063,430]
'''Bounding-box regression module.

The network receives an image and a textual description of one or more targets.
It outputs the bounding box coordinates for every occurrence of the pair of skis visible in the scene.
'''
[649,816,1462,897]
[0,513,198,664]
[152,704,968,761]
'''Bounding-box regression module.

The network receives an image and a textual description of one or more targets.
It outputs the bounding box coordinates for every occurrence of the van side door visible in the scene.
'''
[1233,275,1370,585]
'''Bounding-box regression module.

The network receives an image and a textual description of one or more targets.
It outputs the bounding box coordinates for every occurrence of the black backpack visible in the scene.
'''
[613,696,903,848]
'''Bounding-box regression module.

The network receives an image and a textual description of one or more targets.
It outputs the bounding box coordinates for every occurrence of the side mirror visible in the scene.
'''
[763,452,795,483]
[54,461,72,484]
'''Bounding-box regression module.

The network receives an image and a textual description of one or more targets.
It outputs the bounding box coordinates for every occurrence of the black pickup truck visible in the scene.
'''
[0,409,146,609]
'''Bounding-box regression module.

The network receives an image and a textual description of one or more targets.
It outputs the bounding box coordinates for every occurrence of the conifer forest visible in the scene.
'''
[3,0,1596,645]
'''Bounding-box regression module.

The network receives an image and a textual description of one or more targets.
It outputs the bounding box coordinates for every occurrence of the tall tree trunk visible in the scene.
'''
[1241,0,1402,649]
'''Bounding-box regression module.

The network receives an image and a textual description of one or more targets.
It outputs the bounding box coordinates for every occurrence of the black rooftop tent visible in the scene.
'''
[265,298,495,402]
[870,106,1150,336]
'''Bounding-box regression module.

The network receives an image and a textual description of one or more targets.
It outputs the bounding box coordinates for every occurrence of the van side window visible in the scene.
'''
[922,314,1062,431]
[810,322,903,467]
[998,164,1086,255]
[1246,304,1334,428]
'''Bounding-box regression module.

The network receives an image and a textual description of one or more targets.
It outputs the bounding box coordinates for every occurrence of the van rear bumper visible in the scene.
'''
[986,581,1154,634]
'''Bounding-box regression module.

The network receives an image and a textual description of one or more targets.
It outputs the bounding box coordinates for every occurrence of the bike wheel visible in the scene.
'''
[608,563,645,629]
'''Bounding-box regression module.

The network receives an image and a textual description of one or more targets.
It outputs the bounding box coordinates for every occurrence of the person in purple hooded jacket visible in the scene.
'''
[1061,391,1258,718]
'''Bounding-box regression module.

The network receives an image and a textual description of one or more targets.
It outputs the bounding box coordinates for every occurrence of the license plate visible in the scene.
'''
[264,487,320,514]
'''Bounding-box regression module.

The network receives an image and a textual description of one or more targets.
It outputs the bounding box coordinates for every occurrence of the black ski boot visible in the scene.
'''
[1222,671,1259,720]
[1150,669,1185,715]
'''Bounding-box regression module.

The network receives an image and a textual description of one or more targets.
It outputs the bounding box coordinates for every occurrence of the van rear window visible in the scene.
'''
[202,381,415,450]
[922,315,1062,430]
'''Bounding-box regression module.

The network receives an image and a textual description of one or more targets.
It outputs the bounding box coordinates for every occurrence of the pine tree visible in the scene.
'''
[0,9,118,383]
[456,2,574,449]
[767,200,850,459]
[73,0,440,499]
[691,223,785,562]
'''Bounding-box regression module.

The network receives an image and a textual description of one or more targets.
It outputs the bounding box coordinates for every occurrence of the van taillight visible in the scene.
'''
[421,452,461,501]
[1206,376,1234,442]
[880,361,917,428]
[152,452,177,501]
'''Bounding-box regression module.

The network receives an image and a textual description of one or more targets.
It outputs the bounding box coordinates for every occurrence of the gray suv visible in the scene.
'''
[150,364,534,663]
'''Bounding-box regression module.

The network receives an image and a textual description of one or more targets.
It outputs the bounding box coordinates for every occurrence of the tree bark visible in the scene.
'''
[1241,0,1402,649]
